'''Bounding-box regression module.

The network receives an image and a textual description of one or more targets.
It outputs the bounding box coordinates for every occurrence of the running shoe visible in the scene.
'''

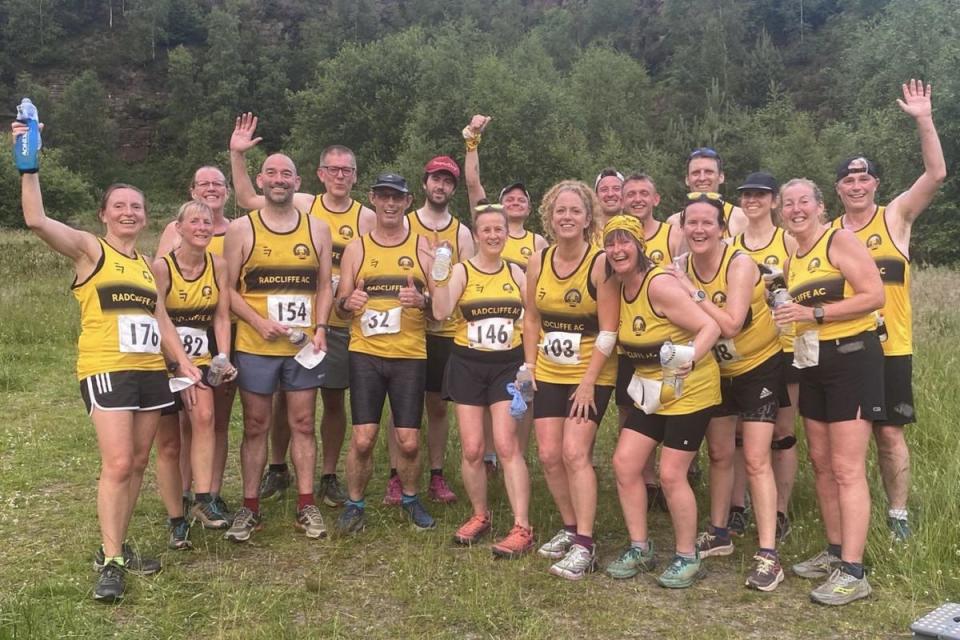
[295,504,327,539]
[191,499,230,530]
[776,512,791,542]
[427,474,457,503]
[214,496,234,524]
[657,554,705,589]
[93,561,125,603]
[696,526,734,557]
[383,475,402,506]
[491,525,534,558]
[181,493,193,518]
[538,528,575,559]
[94,544,161,576]
[224,507,262,543]
[792,549,841,579]
[727,508,749,537]
[887,516,912,541]
[606,543,657,579]
[454,513,491,545]
[168,519,193,550]
[335,503,366,535]
[646,484,668,512]
[258,468,291,500]
[810,568,872,606]
[317,475,347,507]
[745,550,784,592]
[402,496,437,530]
[549,543,596,580]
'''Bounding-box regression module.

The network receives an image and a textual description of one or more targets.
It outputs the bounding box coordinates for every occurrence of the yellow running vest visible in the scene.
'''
[502,231,537,271]
[407,210,464,338]
[452,260,524,351]
[533,245,617,385]
[235,211,320,356]
[72,238,167,379]
[733,227,795,352]
[644,221,673,267]
[833,206,912,355]
[349,229,428,359]
[788,228,875,341]
[163,252,219,367]
[207,233,225,256]
[309,196,362,329]
[618,268,720,414]
[688,246,780,377]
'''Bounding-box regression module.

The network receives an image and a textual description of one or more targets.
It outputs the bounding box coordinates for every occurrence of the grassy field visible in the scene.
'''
[0,229,958,639]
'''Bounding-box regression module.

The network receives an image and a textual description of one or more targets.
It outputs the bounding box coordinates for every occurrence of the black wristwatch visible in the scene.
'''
[813,306,825,325]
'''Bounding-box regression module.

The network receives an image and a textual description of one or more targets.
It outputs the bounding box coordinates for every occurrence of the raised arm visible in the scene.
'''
[155,219,180,257]
[651,274,721,364]
[672,253,758,338]
[457,223,476,261]
[229,113,267,211]
[887,79,947,226]
[431,262,467,321]
[463,114,491,211]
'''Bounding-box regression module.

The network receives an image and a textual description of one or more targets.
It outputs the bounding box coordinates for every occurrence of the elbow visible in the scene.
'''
[871,288,886,312]
[931,167,947,185]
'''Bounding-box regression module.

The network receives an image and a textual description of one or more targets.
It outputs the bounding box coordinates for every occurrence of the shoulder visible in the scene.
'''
[293,192,317,212]
[534,233,549,250]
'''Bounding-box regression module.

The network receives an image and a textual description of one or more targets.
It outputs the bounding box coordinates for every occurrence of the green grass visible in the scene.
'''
[1,230,958,639]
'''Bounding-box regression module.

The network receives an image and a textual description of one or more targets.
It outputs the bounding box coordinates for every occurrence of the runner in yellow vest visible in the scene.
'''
[667,148,748,238]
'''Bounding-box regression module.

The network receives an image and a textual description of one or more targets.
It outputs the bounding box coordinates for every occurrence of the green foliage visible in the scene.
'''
[49,70,117,185]
[0,140,95,227]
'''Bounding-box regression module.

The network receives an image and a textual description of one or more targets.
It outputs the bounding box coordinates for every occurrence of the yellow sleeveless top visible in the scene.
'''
[722,202,735,238]
[618,267,720,414]
[833,206,912,355]
[644,221,673,267]
[72,238,166,379]
[207,233,225,256]
[788,228,875,341]
[163,252,219,366]
[407,210,464,338]
[733,227,795,352]
[309,196,362,329]
[349,229,428,359]
[688,245,780,377]
[502,231,537,271]
[533,245,617,385]
[235,211,320,356]
[452,260,523,352]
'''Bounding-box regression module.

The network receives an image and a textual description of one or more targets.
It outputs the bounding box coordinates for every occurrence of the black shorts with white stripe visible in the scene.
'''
[79,370,175,416]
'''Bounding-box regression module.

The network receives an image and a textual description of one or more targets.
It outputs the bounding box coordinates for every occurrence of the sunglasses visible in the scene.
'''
[474,203,505,214]
[686,191,725,204]
[688,147,720,160]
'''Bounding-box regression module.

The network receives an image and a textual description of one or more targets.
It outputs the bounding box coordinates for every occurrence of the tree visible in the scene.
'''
[50,70,118,184]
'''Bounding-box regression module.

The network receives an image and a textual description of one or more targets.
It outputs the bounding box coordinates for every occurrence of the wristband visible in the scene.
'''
[337,296,350,313]
[315,324,328,331]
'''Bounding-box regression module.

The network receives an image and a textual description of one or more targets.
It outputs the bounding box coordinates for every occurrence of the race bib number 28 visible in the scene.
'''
[118,315,161,354]
[267,294,311,327]
[541,331,581,365]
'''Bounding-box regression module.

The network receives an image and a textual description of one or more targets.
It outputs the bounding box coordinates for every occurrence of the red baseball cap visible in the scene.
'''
[424,155,461,181]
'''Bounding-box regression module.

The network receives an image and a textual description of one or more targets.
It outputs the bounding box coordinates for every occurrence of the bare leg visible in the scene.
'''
[562,417,599,538]
[184,387,216,494]
[155,413,185,517]
[659,447,699,554]
[285,388,318,496]
[830,417,872,563]
[535,417,576,526]
[179,411,193,494]
[270,393,291,466]
[804,418,842,546]
[424,391,449,471]
[239,391,273,501]
[705,415,737,528]
[742,420,776,549]
[772,383,799,513]
[211,381,237,495]
[457,404,488,516]
[873,424,910,511]
[319,388,347,475]
[346,424,379,500]
[613,429,659,541]
[491,401,531,527]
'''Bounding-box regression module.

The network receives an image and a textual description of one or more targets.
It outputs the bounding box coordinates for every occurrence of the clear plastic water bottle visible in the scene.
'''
[13,98,41,173]
[206,353,230,387]
[287,329,309,347]
[432,241,453,282]
[660,340,683,399]
[876,313,888,342]
[771,288,792,309]
[516,364,535,403]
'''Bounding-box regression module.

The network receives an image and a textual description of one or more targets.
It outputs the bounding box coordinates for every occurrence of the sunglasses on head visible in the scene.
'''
[686,191,724,204]
[474,203,505,214]
[688,147,720,160]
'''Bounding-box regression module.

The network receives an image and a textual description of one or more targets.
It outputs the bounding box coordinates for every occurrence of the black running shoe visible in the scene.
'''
[93,561,125,603]
[94,544,161,576]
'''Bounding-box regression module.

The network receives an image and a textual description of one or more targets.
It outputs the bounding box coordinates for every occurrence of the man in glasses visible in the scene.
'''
[595,168,625,231]
[229,113,376,510]
[668,148,748,238]
[830,79,946,541]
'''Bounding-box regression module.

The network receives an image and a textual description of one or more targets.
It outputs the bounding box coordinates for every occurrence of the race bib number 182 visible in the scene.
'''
[176,326,209,358]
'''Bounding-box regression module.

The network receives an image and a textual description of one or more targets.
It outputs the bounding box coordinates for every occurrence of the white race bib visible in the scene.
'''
[331,274,341,295]
[792,330,820,369]
[361,306,402,337]
[712,338,742,368]
[176,326,209,358]
[118,315,161,354]
[541,331,581,365]
[627,373,662,414]
[267,294,311,327]
[467,317,514,351]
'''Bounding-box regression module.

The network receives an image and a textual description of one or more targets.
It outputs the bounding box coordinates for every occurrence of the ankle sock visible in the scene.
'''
[563,523,577,534]
[268,463,287,473]
[827,543,842,557]
[297,493,314,511]
[573,534,594,550]
[401,493,418,506]
[170,516,186,527]
[841,561,865,579]
[630,540,650,552]
[346,498,365,510]
[243,497,260,513]
[321,473,336,481]
[677,550,697,560]
[430,468,443,477]
[195,492,212,504]
[730,505,746,514]
[758,547,777,556]
[712,526,730,539]
[888,507,908,520]
[389,468,398,478]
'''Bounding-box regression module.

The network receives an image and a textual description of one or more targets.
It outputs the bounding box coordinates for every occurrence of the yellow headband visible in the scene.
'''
[603,215,646,252]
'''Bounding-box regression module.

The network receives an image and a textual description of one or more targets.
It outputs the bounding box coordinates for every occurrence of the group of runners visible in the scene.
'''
[12,78,945,606]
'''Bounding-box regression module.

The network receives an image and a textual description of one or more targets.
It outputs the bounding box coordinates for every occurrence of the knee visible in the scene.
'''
[612,450,635,481]
[831,459,866,487]
[395,432,419,458]
[191,406,215,432]
[538,445,562,471]
[288,413,316,437]
[492,432,518,461]
[743,450,771,477]
[561,444,590,470]
[100,455,133,483]
[243,412,271,437]
[707,445,733,468]
[874,426,906,453]
[461,439,485,465]
[155,430,180,462]
[352,431,377,457]
[658,462,688,492]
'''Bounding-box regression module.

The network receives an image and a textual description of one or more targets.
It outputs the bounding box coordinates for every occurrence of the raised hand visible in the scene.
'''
[344,278,369,313]
[399,274,423,308]
[896,79,933,120]
[230,112,263,154]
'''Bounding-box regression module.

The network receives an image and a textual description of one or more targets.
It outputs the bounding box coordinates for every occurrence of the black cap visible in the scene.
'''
[370,173,410,194]
[498,182,530,202]
[835,156,879,182]
[737,172,778,193]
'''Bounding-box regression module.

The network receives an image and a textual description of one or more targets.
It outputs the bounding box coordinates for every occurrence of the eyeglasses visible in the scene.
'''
[321,166,356,177]
[194,181,227,189]
[686,191,725,204]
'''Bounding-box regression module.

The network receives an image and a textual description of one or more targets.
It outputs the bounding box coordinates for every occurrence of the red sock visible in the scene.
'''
[298,493,315,511]
[243,497,259,514]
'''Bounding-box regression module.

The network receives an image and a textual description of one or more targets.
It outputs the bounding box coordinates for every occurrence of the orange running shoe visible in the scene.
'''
[492,524,535,558]
[453,512,491,545]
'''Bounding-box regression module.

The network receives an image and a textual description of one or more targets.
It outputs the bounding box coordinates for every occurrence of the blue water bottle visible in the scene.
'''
[14,98,41,174]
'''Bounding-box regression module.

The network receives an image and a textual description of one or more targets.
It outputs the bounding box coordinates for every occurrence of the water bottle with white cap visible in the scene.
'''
[13,98,41,173]
[206,353,230,386]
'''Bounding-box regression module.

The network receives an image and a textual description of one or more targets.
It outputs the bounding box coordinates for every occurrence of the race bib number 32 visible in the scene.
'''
[118,315,161,354]
[176,326,209,358]
[361,306,402,337]
[268,295,311,327]
[541,331,581,365]
[467,318,514,351]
